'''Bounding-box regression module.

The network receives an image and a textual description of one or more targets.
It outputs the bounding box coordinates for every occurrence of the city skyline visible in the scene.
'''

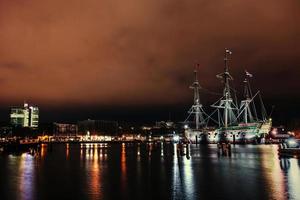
[1,2,300,200]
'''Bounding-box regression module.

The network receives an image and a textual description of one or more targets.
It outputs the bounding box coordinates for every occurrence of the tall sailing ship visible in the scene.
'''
[184,49,272,144]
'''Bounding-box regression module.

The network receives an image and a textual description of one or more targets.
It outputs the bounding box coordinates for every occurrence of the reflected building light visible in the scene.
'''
[137,144,141,156]
[122,143,126,154]
[121,143,127,194]
[18,153,35,200]
[100,149,103,159]
[161,142,164,157]
[66,143,69,158]
[172,143,194,198]
[86,146,90,159]
[94,148,98,161]
[104,149,107,160]
[137,144,141,162]
[90,148,101,199]
[182,153,194,198]
[172,144,180,199]
[148,143,153,158]
[287,159,300,199]
[80,148,83,159]
[40,144,47,158]
[260,145,285,200]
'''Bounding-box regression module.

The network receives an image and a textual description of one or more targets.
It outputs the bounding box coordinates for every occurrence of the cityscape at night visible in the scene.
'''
[0,0,300,200]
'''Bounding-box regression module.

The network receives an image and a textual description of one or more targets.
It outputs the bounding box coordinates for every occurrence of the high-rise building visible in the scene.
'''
[10,103,39,128]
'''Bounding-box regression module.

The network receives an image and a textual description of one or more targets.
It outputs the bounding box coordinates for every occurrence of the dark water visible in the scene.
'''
[0,143,299,200]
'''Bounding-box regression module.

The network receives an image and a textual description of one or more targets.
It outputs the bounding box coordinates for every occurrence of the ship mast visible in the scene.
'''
[185,64,206,129]
[211,49,237,128]
[191,66,201,129]
[240,71,254,123]
[223,49,232,127]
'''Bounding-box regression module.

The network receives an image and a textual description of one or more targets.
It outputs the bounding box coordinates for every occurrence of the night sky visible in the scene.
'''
[0,0,299,124]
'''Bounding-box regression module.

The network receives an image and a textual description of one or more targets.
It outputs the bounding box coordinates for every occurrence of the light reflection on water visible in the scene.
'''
[260,145,286,200]
[18,153,35,200]
[1,143,300,200]
[182,145,194,199]
[172,144,194,199]
[120,143,127,195]
[288,159,300,200]
[82,143,107,200]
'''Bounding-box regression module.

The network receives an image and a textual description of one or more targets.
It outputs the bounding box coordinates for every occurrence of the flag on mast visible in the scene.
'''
[226,49,232,54]
[245,70,253,77]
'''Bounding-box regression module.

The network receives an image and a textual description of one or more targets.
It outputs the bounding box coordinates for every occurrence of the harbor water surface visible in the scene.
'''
[0,143,299,200]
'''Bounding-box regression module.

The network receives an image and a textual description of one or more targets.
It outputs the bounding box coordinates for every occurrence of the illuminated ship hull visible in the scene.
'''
[185,119,272,144]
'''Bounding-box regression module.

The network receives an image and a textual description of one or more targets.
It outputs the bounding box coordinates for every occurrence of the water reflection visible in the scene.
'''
[281,158,300,199]
[172,144,180,199]
[160,142,164,157]
[259,146,286,199]
[18,153,35,200]
[1,143,300,200]
[171,144,195,199]
[79,143,109,199]
[181,145,194,198]
[148,143,153,159]
[81,143,108,161]
[90,146,101,200]
[137,143,141,162]
[40,144,47,158]
[66,143,69,158]
[121,143,126,172]
[121,143,127,195]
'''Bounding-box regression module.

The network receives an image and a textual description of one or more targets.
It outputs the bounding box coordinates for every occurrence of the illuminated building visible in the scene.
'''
[53,123,77,136]
[77,119,118,135]
[10,102,39,128]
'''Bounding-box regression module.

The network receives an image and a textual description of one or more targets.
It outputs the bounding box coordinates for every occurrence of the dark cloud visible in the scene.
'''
[0,62,26,70]
[0,0,299,121]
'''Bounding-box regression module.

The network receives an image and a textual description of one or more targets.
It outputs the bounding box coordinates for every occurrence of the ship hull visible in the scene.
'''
[185,120,272,144]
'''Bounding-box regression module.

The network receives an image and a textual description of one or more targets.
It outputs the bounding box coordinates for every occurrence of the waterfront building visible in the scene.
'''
[77,119,118,136]
[149,121,178,138]
[0,126,12,137]
[53,123,77,136]
[155,121,176,129]
[10,102,39,128]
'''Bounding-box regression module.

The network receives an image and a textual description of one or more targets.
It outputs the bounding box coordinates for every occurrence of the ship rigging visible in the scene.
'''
[184,49,272,144]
